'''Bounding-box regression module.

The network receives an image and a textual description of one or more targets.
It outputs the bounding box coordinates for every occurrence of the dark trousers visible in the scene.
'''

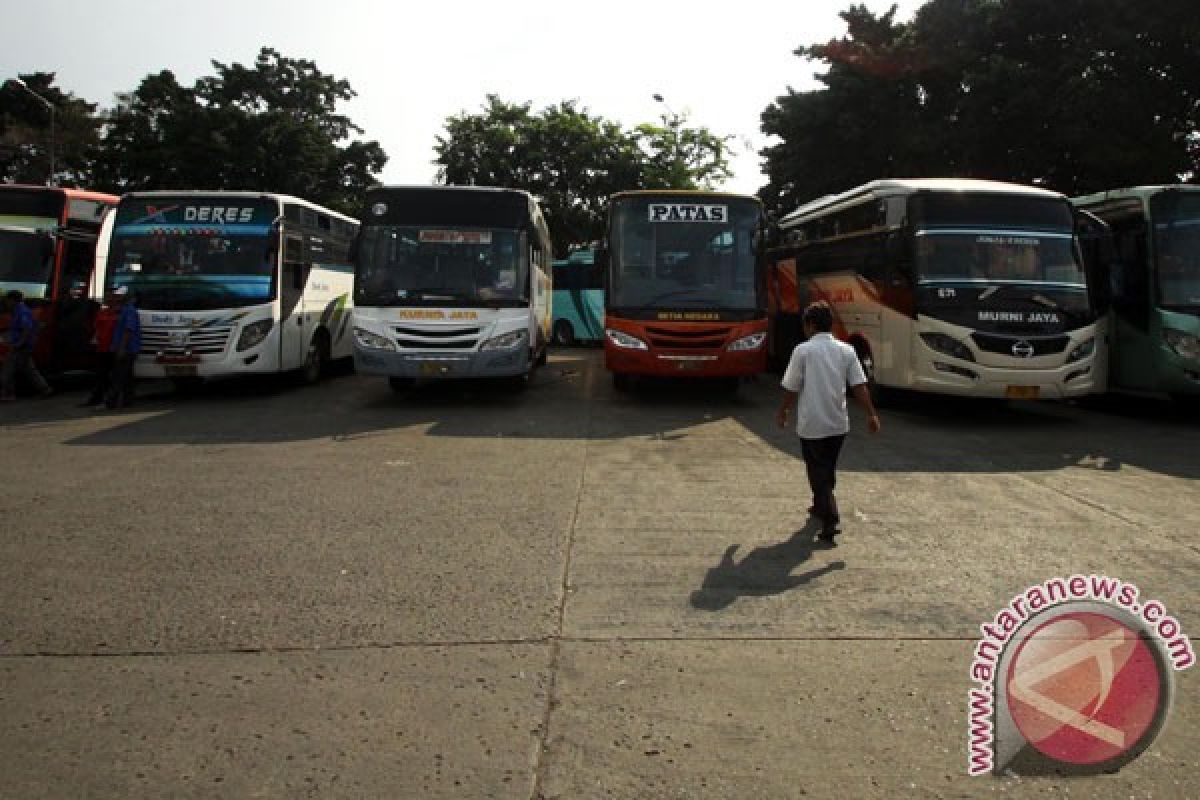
[87,352,115,404]
[106,353,136,408]
[1,347,51,397]
[801,434,846,530]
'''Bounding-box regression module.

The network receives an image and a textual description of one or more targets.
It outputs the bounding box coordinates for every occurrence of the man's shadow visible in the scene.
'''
[689,520,846,611]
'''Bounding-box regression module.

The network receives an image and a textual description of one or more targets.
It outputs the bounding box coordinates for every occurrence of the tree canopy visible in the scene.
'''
[1,72,101,187]
[435,96,732,255]
[761,0,1200,215]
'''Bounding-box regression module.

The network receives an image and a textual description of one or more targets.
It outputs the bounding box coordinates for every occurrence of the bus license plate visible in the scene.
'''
[675,361,704,371]
[1006,385,1039,399]
[164,365,198,377]
[419,362,450,377]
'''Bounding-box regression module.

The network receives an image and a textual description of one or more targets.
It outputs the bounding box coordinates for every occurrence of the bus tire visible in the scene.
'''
[503,371,531,393]
[535,345,548,367]
[855,345,889,407]
[553,319,576,346]
[389,377,416,394]
[171,376,204,394]
[301,331,330,385]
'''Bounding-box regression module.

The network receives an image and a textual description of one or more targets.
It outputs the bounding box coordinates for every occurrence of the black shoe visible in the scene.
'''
[817,527,840,545]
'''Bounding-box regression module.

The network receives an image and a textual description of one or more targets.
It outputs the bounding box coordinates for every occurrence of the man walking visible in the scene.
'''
[1,290,53,401]
[105,287,141,409]
[776,301,880,543]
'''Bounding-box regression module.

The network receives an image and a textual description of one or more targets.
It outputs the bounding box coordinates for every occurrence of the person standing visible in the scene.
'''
[776,301,881,543]
[106,287,141,409]
[83,289,120,407]
[1,290,53,401]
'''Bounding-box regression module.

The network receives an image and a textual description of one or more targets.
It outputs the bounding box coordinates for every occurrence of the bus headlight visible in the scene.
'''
[605,328,648,350]
[236,319,273,352]
[1066,337,1096,363]
[919,332,975,362]
[481,329,526,350]
[727,332,767,352]
[1164,329,1200,361]
[354,327,396,351]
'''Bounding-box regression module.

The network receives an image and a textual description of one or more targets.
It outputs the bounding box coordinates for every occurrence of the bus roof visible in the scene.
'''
[780,178,1065,227]
[1072,184,1200,206]
[1,184,119,204]
[117,190,357,224]
[610,189,761,204]
[362,185,542,229]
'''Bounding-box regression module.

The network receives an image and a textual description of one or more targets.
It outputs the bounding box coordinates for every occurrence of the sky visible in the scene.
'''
[4,0,921,196]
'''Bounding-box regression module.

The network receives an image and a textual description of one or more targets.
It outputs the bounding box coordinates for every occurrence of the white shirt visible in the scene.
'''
[780,333,868,439]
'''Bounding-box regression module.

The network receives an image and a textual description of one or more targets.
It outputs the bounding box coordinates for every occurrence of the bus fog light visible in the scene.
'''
[728,332,767,352]
[236,319,274,352]
[605,328,648,350]
[354,326,396,351]
[1164,328,1200,361]
[481,329,526,350]
[1066,337,1095,363]
[933,361,978,380]
[920,332,975,362]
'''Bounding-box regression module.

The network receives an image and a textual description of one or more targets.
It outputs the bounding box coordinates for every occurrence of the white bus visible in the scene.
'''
[767,179,1107,400]
[98,191,358,384]
[351,186,553,392]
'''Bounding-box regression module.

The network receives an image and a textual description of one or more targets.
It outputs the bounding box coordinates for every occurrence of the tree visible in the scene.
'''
[0,72,102,186]
[434,96,732,256]
[91,48,386,214]
[761,1,1200,215]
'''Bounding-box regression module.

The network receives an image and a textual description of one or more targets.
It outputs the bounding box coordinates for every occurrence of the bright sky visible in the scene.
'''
[5,0,920,196]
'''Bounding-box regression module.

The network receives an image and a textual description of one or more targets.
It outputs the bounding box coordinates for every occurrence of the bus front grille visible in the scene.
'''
[970,332,1069,357]
[645,326,733,350]
[392,326,482,351]
[142,326,233,356]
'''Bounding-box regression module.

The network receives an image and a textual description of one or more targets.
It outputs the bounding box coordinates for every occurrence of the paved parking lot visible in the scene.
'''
[1,348,1197,798]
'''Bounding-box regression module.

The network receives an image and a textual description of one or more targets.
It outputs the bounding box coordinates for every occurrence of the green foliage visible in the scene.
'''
[435,96,733,256]
[0,72,102,187]
[90,47,386,214]
[761,0,1200,214]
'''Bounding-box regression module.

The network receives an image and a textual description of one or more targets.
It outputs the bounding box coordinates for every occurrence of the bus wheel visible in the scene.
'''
[389,377,416,394]
[535,346,548,368]
[856,346,888,406]
[553,320,576,346]
[503,371,531,393]
[301,332,330,385]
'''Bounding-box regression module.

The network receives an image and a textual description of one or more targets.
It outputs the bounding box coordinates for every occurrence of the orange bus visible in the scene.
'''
[602,190,768,390]
[0,184,118,374]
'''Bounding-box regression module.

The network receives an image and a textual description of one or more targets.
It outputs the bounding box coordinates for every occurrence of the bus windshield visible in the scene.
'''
[910,194,1083,286]
[1152,192,1200,308]
[609,197,760,311]
[0,228,55,298]
[355,226,528,308]
[107,231,274,310]
[105,196,279,311]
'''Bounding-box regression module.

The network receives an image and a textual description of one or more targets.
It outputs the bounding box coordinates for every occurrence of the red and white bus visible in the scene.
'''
[0,184,118,373]
[603,190,768,390]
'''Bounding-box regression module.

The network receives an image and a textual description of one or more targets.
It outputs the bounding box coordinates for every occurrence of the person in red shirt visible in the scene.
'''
[83,289,120,407]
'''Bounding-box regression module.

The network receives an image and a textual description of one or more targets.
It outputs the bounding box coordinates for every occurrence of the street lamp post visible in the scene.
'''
[10,77,56,185]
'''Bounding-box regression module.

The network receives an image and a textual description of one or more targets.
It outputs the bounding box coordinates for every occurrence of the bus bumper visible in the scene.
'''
[604,320,767,378]
[910,360,1100,399]
[354,345,530,380]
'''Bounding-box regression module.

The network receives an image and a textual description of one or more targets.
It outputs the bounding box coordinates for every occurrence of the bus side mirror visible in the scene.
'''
[40,233,56,264]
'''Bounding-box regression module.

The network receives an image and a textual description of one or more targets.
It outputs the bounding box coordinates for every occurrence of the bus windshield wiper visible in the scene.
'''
[642,289,719,305]
[405,287,471,300]
[1031,293,1084,320]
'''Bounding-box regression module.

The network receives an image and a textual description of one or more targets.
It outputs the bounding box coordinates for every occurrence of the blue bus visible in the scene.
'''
[551,248,603,344]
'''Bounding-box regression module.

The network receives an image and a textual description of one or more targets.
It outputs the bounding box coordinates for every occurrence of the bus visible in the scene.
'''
[603,190,767,389]
[1072,185,1200,401]
[767,179,1106,400]
[351,186,553,392]
[100,191,358,384]
[0,184,118,374]
[551,247,603,344]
